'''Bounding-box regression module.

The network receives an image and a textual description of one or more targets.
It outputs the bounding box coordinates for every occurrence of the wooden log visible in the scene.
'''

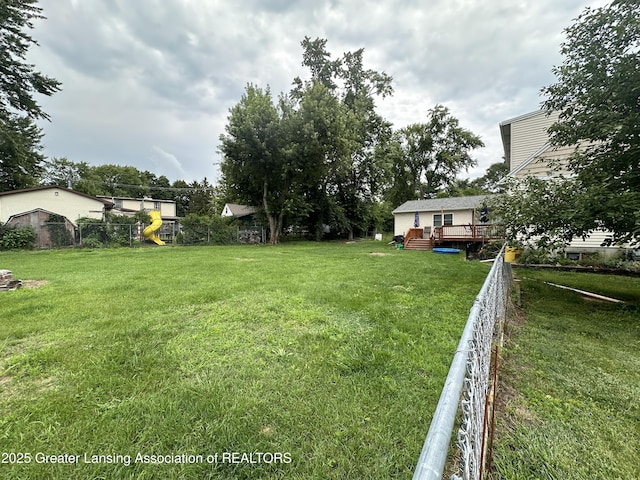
[545,282,624,303]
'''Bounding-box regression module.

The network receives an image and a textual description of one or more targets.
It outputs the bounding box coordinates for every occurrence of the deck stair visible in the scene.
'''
[405,238,434,250]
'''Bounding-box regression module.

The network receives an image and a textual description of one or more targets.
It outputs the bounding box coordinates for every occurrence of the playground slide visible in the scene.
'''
[143,210,166,245]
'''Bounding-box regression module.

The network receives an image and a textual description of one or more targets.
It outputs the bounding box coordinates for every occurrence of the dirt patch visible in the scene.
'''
[22,280,49,289]
[369,252,389,256]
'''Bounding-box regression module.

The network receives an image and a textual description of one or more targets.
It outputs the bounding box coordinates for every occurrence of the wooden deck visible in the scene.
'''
[404,225,503,250]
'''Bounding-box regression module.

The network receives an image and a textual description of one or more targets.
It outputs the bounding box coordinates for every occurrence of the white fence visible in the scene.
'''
[413,244,511,480]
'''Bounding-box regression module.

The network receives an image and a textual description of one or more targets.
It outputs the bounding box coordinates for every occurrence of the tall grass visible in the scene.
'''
[0,242,488,479]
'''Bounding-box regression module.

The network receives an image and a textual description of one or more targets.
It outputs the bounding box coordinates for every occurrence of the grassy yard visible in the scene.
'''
[0,241,489,479]
[490,269,640,480]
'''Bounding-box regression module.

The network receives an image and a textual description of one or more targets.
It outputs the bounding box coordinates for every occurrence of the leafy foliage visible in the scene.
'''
[497,1,640,247]
[392,105,484,200]
[0,112,44,190]
[220,38,484,242]
[45,213,73,247]
[0,223,35,249]
[41,158,218,217]
[0,0,61,191]
[178,213,236,245]
[77,213,140,248]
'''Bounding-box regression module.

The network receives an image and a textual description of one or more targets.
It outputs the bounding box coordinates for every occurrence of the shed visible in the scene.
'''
[6,208,76,248]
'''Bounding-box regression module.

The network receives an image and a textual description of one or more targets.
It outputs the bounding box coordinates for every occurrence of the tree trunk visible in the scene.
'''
[263,181,280,245]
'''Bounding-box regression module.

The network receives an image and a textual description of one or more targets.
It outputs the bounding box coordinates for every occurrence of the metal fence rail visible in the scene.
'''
[413,243,510,480]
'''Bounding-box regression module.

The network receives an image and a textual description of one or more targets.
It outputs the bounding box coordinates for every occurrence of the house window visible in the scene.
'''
[115,199,123,208]
[154,201,160,210]
[433,213,453,226]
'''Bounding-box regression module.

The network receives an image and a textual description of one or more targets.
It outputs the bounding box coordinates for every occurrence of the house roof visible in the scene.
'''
[96,195,175,203]
[392,195,493,214]
[0,186,114,207]
[222,203,258,218]
[498,108,546,128]
[7,207,64,220]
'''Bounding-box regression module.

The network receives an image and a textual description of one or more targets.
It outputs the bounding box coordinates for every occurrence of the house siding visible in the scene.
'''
[0,188,105,224]
[514,144,576,178]
[394,209,476,236]
[99,197,177,217]
[509,110,559,173]
[502,109,631,252]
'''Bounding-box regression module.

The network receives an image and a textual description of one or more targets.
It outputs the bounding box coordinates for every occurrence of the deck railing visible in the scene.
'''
[413,243,511,480]
[432,224,504,243]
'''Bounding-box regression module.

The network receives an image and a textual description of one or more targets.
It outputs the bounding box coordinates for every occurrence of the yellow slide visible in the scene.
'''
[143,210,165,245]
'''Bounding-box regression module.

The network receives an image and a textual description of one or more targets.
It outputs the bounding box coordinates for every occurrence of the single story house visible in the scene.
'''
[0,186,113,224]
[392,195,501,250]
[221,203,258,223]
[392,195,494,237]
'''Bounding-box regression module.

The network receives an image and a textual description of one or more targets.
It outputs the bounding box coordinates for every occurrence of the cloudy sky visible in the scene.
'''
[27,0,607,185]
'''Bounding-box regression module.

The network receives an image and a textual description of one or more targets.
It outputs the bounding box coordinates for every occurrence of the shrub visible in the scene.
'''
[179,214,236,245]
[518,247,563,265]
[46,213,74,247]
[0,224,36,250]
[77,218,108,247]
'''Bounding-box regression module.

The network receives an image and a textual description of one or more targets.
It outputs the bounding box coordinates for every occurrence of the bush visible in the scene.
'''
[518,247,563,265]
[78,213,140,247]
[77,218,108,247]
[179,214,237,245]
[476,241,504,260]
[0,224,36,250]
[46,213,74,247]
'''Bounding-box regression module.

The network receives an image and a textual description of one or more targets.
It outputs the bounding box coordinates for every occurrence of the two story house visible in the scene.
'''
[499,109,628,256]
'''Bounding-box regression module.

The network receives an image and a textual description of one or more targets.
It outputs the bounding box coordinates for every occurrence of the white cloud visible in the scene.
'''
[28,0,607,185]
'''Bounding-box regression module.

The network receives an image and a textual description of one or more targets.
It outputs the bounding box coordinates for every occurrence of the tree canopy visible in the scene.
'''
[219,38,487,243]
[0,0,61,191]
[384,105,484,203]
[495,0,640,247]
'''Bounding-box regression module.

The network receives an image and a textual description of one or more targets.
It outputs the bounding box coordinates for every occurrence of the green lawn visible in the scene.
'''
[490,270,640,480]
[0,241,489,479]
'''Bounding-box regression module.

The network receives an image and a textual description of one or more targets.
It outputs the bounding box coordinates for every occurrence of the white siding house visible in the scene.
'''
[221,203,257,219]
[500,109,627,255]
[97,196,178,219]
[0,186,112,224]
[392,196,493,236]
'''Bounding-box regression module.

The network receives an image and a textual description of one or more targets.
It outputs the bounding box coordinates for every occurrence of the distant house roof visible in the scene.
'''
[392,195,493,214]
[96,195,175,203]
[221,203,258,218]
[0,185,114,207]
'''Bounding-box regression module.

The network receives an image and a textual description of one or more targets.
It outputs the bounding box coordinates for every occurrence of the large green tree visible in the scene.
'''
[0,0,61,191]
[292,37,393,239]
[220,39,394,242]
[385,105,484,202]
[496,0,640,247]
[219,84,291,244]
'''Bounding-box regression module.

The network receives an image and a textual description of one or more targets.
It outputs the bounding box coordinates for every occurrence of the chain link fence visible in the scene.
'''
[413,243,511,480]
[5,221,268,248]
